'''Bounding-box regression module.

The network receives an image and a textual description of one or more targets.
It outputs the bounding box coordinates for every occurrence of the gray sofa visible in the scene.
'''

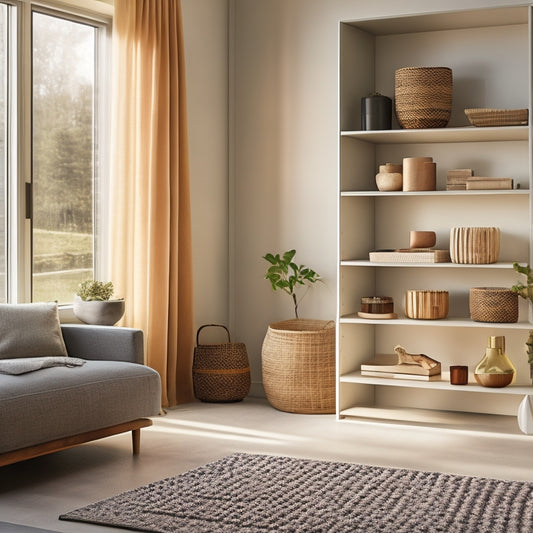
[0,320,161,467]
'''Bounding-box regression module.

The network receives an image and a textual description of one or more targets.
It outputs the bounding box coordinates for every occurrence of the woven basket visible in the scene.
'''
[261,319,335,414]
[469,288,518,323]
[465,108,528,127]
[395,67,453,129]
[193,324,251,403]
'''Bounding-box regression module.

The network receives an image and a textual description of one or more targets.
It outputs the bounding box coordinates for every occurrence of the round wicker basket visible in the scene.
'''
[395,67,453,129]
[261,319,335,414]
[469,288,518,323]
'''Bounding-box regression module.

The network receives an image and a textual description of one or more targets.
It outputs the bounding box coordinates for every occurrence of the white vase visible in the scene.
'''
[517,395,533,435]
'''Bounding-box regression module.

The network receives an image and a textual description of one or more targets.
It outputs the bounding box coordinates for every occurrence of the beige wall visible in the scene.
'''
[184,0,525,394]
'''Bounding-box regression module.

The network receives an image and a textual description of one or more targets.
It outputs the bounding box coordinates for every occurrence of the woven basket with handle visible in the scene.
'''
[193,324,251,403]
[261,319,335,414]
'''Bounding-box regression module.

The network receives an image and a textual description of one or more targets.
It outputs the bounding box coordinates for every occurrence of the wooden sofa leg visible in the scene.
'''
[132,428,141,455]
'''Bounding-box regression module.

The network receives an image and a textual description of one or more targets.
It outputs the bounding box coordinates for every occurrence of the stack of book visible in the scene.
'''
[360,354,442,381]
[446,169,513,190]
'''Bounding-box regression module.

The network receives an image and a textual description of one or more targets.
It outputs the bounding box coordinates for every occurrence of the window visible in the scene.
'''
[0,1,110,304]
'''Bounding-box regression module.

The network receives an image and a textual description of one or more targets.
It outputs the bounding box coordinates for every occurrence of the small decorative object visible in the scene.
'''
[375,163,402,191]
[402,156,436,191]
[361,92,392,130]
[193,324,250,403]
[369,249,450,263]
[450,365,469,385]
[405,289,449,319]
[409,230,436,249]
[73,280,125,326]
[464,108,528,127]
[449,227,500,264]
[263,249,321,319]
[474,335,515,388]
[469,287,518,323]
[394,345,440,371]
[358,296,397,319]
[395,66,453,129]
[518,395,533,434]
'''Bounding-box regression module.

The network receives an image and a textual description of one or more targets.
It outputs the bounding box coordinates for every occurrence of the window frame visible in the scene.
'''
[3,0,111,304]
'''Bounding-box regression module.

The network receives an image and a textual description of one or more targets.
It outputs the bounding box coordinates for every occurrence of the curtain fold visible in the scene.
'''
[111,0,194,407]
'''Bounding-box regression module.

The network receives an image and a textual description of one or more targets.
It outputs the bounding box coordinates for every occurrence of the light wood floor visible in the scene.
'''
[1,397,533,532]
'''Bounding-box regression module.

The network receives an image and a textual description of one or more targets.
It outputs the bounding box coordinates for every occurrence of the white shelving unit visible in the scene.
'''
[337,5,533,432]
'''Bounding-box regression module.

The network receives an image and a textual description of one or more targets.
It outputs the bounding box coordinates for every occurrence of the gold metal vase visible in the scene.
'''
[474,336,515,388]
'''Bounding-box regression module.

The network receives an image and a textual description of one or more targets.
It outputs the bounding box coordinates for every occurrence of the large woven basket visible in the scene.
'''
[395,67,453,129]
[193,324,251,403]
[469,288,518,323]
[261,319,335,414]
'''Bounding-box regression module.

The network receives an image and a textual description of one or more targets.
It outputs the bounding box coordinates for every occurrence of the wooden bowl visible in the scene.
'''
[449,227,500,264]
[405,290,449,319]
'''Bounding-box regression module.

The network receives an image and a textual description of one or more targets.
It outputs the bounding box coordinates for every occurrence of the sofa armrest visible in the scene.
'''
[60,324,144,364]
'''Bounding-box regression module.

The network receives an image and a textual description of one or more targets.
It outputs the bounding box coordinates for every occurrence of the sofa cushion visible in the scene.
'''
[0,360,161,453]
[0,302,67,359]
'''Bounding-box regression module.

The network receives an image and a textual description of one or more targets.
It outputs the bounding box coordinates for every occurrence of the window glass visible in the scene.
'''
[32,12,96,303]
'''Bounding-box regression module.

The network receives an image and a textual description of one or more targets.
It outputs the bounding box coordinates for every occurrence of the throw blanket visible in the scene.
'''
[0,356,86,375]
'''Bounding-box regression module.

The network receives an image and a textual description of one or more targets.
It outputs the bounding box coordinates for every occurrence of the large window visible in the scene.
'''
[0,1,110,303]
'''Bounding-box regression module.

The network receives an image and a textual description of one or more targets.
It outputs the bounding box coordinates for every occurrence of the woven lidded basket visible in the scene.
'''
[395,67,453,129]
[261,319,335,414]
[469,288,518,323]
[193,324,251,402]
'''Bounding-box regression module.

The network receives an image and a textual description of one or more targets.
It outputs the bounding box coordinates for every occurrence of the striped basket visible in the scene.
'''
[395,67,453,129]
[193,324,251,403]
[261,319,335,414]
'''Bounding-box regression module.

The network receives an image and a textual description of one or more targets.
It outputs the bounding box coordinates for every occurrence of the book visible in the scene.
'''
[361,370,442,381]
[369,249,450,263]
[465,178,513,190]
[361,353,442,376]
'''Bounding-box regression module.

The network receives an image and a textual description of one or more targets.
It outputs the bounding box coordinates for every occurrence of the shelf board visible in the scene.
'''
[340,189,529,197]
[338,406,524,435]
[340,260,518,269]
[339,314,533,329]
[341,126,528,144]
[340,371,533,395]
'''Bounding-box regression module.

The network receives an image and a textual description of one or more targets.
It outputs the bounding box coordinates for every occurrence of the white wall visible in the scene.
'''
[182,0,526,395]
[182,0,230,343]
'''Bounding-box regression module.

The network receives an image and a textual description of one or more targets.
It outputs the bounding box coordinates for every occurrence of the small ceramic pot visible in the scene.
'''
[375,163,402,191]
[409,230,436,249]
[73,295,125,326]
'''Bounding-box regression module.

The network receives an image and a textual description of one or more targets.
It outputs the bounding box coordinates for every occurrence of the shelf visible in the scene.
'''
[341,126,528,144]
[340,260,519,269]
[338,406,525,435]
[339,314,533,329]
[340,190,529,197]
[341,371,533,395]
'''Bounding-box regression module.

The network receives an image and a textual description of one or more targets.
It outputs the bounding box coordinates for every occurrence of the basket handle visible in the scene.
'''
[196,324,231,346]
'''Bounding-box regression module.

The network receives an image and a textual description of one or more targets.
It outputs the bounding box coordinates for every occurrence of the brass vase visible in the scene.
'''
[474,336,515,388]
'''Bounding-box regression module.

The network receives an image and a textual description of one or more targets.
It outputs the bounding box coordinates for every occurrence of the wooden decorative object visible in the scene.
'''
[360,296,394,314]
[449,227,500,264]
[361,353,441,379]
[369,249,450,263]
[403,157,436,191]
[409,231,436,249]
[394,345,440,370]
[405,289,449,319]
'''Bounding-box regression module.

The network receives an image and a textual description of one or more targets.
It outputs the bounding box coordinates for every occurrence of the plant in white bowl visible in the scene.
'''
[73,280,125,326]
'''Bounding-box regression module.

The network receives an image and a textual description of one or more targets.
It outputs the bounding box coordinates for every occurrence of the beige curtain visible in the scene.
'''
[110,0,194,407]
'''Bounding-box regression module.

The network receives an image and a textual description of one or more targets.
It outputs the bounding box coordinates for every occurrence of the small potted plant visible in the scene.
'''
[73,280,125,326]
[261,249,335,414]
[511,263,533,382]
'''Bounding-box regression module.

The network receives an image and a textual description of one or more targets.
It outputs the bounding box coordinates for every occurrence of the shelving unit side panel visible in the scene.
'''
[340,136,376,191]
[339,23,374,132]
[339,196,375,260]
[339,266,375,318]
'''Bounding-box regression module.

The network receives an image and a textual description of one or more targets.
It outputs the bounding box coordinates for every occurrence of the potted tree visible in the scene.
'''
[73,280,125,326]
[261,250,335,414]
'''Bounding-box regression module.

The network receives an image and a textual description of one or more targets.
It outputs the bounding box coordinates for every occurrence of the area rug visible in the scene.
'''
[60,452,533,532]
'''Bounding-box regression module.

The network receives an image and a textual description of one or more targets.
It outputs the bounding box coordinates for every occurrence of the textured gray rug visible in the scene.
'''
[60,452,533,532]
